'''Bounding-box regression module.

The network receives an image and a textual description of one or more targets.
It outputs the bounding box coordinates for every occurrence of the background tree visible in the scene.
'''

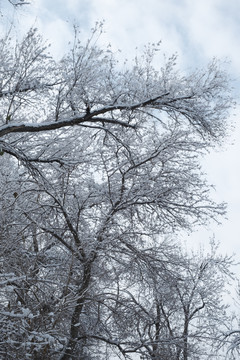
[84,238,233,360]
[219,281,240,360]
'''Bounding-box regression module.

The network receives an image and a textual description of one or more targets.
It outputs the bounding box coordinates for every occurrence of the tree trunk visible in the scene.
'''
[183,314,189,360]
[60,261,92,360]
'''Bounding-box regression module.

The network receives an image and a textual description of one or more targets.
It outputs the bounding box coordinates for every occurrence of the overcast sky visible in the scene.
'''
[1,0,240,261]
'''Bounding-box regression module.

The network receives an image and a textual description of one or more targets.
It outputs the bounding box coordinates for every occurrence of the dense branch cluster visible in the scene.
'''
[0,25,238,359]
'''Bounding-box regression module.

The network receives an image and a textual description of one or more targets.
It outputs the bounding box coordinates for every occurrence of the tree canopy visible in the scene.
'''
[0,24,236,359]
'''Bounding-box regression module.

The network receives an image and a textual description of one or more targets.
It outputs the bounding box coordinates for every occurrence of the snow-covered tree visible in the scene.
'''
[0,24,235,359]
